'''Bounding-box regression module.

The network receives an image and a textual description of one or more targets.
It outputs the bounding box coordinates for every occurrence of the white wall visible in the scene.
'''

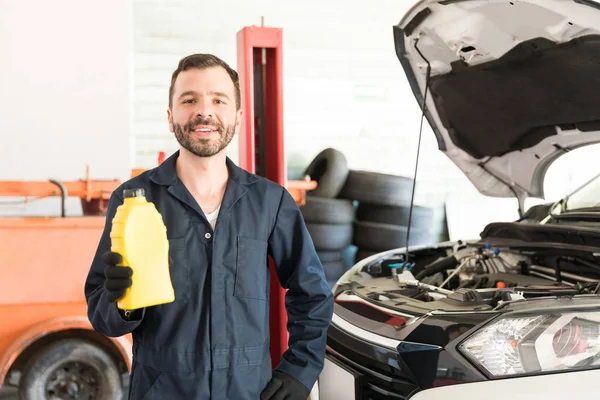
[132,0,428,174]
[3,0,597,234]
[132,0,521,239]
[0,0,132,215]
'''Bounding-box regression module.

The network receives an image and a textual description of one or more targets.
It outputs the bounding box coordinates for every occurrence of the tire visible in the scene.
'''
[303,148,349,198]
[19,339,123,400]
[356,203,433,228]
[306,223,353,251]
[339,170,414,206]
[300,196,355,224]
[352,221,431,251]
[317,250,343,263]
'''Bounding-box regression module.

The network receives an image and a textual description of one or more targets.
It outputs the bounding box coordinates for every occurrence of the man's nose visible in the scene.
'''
[194,100,214,118]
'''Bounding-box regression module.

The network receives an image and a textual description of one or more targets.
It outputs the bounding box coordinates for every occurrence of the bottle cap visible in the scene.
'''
[123,188,145,198]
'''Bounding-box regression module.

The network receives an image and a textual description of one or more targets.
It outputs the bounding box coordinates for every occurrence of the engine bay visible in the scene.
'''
[414,244,600,293]
[341,241,600,316]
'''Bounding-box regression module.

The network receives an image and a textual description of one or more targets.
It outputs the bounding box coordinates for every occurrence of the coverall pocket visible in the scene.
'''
[234,236,268,300]
[168,238,190,302]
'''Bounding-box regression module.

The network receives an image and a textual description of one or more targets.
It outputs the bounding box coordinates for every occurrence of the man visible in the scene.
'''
[84,53,334,400]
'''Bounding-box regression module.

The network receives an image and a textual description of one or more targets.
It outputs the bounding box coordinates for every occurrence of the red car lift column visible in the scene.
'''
[236,26,287,367]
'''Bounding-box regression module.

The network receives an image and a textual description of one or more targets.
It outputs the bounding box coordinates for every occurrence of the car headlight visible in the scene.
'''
[459,311,600,378]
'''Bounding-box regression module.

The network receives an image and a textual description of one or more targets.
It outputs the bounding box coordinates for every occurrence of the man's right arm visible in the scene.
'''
[84,191,144,337]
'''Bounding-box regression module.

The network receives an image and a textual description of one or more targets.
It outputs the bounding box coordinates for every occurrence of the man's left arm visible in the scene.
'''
[266,187,335,394]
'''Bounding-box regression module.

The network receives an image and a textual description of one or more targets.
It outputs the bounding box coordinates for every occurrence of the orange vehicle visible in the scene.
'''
[0,162,315,399]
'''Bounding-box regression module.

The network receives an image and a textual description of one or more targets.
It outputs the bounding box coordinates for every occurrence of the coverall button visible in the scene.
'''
[205,232,212,239]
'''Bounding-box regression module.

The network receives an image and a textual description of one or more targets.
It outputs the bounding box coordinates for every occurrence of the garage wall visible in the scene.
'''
[3,1,595,234]
[0,0,132,215]
[133,0,445,177]
[132,0,423,172]
[132,0,520,239]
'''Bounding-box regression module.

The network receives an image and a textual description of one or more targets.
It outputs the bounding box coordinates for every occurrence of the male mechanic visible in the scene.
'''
[84,53,334,400]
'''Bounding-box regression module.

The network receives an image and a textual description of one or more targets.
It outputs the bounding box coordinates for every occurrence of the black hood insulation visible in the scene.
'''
[429,35,600,159]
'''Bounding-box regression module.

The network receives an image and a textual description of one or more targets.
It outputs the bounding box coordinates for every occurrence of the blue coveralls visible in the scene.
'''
[84,151,334,399]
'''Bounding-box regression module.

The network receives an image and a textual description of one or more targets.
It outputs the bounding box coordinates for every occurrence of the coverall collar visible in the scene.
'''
[149,150,259,187]
[149,150,260,221]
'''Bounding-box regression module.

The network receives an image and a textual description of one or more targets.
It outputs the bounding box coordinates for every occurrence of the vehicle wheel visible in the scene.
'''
[306,223,353,251]
[19,339,123,400]
[352,221,431,251]
[356,203,433,228]
[303,148,349,198]
[300,196,355,224]
[339,170,414,207]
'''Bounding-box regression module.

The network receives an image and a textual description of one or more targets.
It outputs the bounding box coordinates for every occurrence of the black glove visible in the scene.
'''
[102,251,133,303]
[260,371,310,400]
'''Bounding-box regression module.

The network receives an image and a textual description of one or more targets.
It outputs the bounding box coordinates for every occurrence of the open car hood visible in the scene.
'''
[394,0,600,206]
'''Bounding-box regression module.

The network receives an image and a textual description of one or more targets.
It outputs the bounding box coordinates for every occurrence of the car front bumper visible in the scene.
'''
[320,349,600,400]
[409,369,600,400]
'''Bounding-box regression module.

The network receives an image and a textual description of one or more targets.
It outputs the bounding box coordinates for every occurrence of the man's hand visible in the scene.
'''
[260,371,310,400]
[102,251,133,303]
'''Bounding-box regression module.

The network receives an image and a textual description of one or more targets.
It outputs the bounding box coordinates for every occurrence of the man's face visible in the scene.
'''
[168,66,242,158]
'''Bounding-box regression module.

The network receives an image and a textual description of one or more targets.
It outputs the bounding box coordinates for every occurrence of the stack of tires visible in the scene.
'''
[338,170,435,262]
[300,148,436,284]
[300,149,355,288]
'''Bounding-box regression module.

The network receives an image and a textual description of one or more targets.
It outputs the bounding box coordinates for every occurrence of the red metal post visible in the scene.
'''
[236,26,288,367]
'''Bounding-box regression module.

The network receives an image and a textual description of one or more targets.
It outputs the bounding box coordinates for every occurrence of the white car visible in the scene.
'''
[318,0,600,399]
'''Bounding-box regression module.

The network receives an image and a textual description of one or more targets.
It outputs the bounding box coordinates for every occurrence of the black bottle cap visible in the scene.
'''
[123,188,145,198]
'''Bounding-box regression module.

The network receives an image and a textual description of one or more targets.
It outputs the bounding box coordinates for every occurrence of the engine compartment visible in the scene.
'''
[340,241,600,316]
[415,244,600,294]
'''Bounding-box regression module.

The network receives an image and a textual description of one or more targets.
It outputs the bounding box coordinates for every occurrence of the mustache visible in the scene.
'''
[184,117,222,132]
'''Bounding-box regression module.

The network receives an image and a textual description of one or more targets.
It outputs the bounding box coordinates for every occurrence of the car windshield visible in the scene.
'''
[564,173,600,211]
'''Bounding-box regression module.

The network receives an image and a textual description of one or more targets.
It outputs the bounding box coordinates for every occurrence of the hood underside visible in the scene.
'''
[394,0,600,203]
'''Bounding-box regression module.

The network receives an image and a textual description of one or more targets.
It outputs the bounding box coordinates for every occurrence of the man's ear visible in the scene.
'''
[167,108,174,132]
[234,109,243,135]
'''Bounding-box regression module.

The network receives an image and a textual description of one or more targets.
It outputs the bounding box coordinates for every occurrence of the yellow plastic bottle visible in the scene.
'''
[110,188,175,310]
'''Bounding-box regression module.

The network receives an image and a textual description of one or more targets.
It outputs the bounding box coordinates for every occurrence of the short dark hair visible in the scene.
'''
[168,54,241,110]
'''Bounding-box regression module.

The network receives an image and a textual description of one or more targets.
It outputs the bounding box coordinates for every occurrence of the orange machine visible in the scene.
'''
[0,162,315,397]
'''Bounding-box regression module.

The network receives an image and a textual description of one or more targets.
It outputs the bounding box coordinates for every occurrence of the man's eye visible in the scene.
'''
[183,99,195,104]
[215,99,225,105]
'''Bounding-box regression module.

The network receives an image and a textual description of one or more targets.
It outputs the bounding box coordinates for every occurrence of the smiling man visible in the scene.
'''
[84,54,334,400]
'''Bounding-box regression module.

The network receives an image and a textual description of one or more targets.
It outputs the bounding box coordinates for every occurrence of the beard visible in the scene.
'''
[173,116,235,157]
